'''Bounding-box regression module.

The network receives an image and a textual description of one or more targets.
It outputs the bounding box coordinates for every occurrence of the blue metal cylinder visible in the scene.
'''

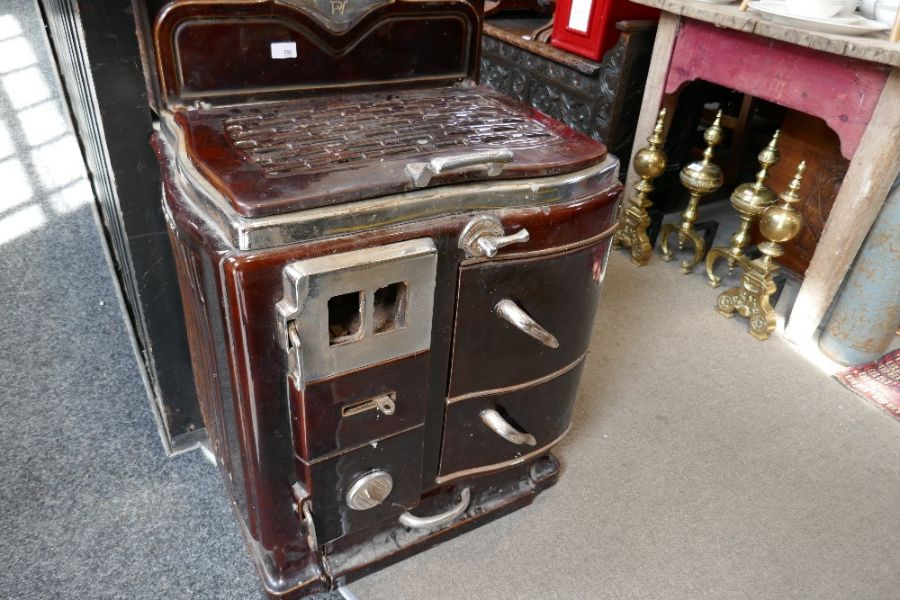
[819,178,900,365]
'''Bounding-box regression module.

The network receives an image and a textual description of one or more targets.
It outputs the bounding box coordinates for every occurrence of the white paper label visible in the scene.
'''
[270,42,298,59]
[567,0,593,33]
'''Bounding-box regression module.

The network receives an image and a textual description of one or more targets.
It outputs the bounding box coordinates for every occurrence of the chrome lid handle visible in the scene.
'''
[399,487,471,529]
[494,299,559,348]
[480,409,537,446]
[406,149,513,188]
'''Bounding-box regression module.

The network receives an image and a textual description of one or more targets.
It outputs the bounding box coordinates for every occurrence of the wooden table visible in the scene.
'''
[628,0,900,344]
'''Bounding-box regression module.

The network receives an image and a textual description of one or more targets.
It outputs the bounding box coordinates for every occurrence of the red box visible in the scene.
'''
[551,0,660,61]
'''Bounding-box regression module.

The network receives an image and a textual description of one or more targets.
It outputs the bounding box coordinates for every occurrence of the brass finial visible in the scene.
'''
[612,107,669,266]
[706,129,781,287]
[701,110,724,164]
[717,160,806,341]
[755,130,781,180]
[648,107,667,147]
[659,110,725,274]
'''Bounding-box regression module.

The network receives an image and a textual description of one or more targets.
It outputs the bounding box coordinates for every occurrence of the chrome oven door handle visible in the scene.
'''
[399,487,471,529]
[406,149,514,188]
[494,299,559,349]
[480,409,537,446]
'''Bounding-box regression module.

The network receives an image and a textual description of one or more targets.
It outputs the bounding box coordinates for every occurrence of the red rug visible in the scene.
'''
[835,348,900,420]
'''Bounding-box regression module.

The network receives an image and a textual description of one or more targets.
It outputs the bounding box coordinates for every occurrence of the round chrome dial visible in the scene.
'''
[346,470,393,510]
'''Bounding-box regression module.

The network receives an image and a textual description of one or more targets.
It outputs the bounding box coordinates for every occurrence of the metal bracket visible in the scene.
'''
[285,320,303,390]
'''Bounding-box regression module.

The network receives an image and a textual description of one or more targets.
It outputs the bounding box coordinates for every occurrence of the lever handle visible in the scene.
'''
[480,409,537,446]
[476,229,530,258]
[399,487,471,529]
[406,149,513,188]
[494,299,559,348]
[458,215,529,258]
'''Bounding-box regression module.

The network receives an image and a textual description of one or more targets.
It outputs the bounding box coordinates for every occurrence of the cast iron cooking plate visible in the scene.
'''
[173,85,607,217]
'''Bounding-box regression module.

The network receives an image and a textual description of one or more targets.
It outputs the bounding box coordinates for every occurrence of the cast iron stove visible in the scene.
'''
[152,0,622,596]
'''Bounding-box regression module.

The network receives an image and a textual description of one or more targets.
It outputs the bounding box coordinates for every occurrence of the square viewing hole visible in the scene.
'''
[328,291,363,345]
[373,282,407,335]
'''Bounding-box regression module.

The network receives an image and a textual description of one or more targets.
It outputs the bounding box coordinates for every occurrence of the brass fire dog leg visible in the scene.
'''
[612,108,668,266]
[717,161,805,340]
[707,130,780,287]
[659,110,724,274]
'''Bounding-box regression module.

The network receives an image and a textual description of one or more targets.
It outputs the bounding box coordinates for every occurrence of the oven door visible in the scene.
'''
[439,237,609,481]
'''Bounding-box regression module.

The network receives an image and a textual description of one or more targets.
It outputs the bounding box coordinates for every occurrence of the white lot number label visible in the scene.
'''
[567,0,593,33]
[271,42,298,59]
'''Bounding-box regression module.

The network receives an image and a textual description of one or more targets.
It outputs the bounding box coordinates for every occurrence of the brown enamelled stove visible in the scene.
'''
[152,0,621,596]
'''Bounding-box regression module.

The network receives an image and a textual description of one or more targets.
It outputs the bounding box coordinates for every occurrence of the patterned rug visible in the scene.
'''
[835,348,900,420]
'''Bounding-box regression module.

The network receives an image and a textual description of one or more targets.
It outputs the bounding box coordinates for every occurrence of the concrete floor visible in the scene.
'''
[2,1,899,598]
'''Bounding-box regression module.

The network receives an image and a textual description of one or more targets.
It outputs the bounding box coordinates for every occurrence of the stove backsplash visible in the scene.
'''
[152,0,483,107]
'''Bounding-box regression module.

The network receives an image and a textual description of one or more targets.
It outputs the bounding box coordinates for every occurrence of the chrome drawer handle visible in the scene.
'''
[406,149,513,188]
[399,487,471,529]
[494,299,559,349]
[480,409,537,446]
[459,215,529,258]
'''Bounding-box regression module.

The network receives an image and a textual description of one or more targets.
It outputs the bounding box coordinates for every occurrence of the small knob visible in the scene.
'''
[459,216,530,258]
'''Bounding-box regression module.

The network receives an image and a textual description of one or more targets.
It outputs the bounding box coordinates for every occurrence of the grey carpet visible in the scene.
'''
[0,2,338,598]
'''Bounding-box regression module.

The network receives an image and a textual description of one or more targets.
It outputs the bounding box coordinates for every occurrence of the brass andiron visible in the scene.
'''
[706,130,781,287]
[716,161,806,341]
[612,108,668,266]
[659,110,725,274]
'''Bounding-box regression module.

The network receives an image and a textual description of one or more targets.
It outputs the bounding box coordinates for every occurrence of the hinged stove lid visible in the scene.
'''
[168,85,608,217]
[153,0,481,107]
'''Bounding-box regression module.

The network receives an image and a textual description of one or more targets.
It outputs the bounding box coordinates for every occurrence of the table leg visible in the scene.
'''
[785,67,900,344]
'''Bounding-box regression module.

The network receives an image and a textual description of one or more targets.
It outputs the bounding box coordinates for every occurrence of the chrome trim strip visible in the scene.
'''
[447,353,587,404]
[162,112,620,251]
[434,424,572,485]
[461,221,620,266]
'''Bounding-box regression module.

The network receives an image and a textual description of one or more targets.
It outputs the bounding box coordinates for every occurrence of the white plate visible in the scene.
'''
[696,0,738,4]
[749,0,890,33]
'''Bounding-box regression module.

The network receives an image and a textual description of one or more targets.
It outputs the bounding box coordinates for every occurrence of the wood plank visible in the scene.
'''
[624,11,681,194]
[785,67,900,343]
[631,0,900,68]
[483,20,603,76]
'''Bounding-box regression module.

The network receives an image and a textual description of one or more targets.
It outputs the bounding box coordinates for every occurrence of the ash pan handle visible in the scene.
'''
[399,487,471,529]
